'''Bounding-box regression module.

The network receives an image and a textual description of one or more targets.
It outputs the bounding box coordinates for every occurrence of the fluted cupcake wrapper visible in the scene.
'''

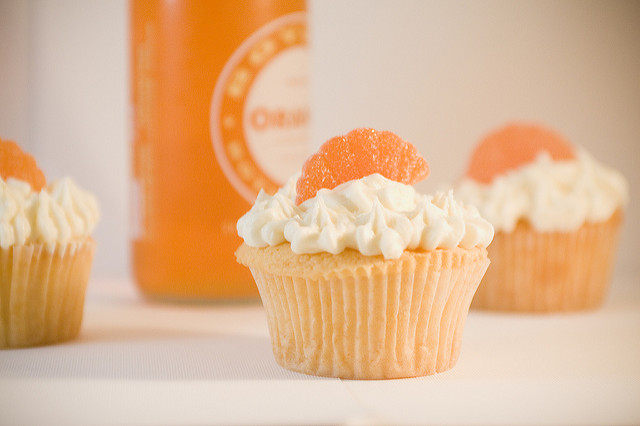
[0,240,96,348]
[239,245,489,379]
[472,211,622,313]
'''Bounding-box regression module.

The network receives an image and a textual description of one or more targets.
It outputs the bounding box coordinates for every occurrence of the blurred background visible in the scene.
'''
[1,0,638,280]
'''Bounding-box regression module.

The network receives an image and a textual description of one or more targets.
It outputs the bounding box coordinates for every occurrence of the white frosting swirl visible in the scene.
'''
[0,177,99,249]
[237,174,494,259]
[456,149,628,232]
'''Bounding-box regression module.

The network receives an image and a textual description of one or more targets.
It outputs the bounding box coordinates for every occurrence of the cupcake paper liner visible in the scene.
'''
[472,211,622,312]
[0,239,96,348]
[237,244,489,379]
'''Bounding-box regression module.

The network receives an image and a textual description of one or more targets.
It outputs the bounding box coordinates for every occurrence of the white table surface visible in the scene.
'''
[1,270,639,426]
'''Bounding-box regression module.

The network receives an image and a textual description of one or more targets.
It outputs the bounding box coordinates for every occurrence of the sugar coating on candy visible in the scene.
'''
[466,123,575,184]
[0,138,46,191]
[295,128,430,204]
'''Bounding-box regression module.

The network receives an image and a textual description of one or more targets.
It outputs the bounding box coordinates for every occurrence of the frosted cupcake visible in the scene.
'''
[457,123,627,312]
[0,139,99,348]
[236,128,493,379]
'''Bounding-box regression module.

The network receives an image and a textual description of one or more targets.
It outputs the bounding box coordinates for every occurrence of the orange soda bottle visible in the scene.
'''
[130,1,310,300]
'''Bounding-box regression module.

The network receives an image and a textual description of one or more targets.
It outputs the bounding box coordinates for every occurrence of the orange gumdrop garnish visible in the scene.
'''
[0,138,47,191]
[465,123,575,184]
[295,128,430,204]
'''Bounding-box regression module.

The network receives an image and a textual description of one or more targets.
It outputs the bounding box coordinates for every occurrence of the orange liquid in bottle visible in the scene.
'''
[130,1,309,300]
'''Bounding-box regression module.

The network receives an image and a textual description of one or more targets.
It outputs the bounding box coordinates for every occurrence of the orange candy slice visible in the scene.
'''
[295,128,429,204]
[0,138,46,191]
[466,123,575,184]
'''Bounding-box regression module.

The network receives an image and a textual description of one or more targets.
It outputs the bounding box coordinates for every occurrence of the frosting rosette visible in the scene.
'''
[456,149,628,232]
[238,173,493,259]
[0,176,99,249]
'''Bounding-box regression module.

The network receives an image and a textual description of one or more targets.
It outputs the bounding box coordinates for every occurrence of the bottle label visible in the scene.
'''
[211,12,309,202]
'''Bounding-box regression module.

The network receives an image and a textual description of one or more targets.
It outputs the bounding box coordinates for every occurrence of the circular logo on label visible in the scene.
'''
[211,12,309,203]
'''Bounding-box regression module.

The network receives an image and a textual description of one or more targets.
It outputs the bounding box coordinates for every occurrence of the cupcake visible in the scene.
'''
[457,123,628,312]
[0,139,99,348]
[236,128,493,379]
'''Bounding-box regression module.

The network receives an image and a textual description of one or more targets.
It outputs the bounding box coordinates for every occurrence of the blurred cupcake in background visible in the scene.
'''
[1,138,99,348]
[456,123,628,312]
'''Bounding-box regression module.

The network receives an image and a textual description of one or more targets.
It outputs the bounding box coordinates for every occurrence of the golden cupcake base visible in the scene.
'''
[472,212,622,312]
[0,239,95,348]
[237,243,489,379]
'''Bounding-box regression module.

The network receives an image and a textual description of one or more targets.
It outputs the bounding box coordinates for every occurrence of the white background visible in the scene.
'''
[0,0,638,280]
